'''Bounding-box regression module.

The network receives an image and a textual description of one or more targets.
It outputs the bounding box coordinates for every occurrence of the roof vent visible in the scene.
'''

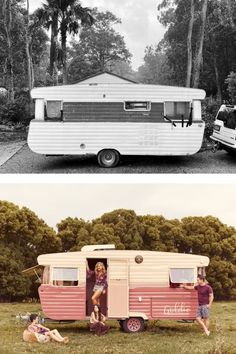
[81,244,116,252]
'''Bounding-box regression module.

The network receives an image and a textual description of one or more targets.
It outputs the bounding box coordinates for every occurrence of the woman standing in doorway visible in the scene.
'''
[86,261,107,305]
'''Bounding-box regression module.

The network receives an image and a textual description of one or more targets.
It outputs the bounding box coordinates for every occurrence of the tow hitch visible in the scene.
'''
[211,141,220,153]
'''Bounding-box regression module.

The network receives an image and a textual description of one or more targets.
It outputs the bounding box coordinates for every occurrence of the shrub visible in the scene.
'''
[0,92,32,126]
[202,98,220,140]
[225,72,236,104]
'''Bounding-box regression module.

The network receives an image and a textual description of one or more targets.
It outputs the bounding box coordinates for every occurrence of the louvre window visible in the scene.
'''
[124,101,151,111]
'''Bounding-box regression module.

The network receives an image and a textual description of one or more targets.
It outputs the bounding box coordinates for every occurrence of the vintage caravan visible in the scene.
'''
[211,104,236,154]
[23,244,209,333]
[27,72,206,167]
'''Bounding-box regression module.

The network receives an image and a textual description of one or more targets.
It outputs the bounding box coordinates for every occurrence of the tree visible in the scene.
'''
[137,44,174,85]
[35,0,93,85]
[225,72,236,104]
[0,200,61,299]
[186,0,195,87]
[25,0,35,91]
[1,0,14,102]
[192,0,208,88]
[157,0,236,97]
[68,9,132,83]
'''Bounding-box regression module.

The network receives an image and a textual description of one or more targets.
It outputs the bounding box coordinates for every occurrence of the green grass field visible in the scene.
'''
[1,302,236,354]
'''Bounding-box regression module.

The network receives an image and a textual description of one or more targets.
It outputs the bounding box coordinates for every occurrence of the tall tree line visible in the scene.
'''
[139,0,236,101]
[1,201,236,301]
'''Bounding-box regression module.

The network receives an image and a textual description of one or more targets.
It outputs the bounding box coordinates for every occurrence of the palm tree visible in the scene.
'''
[34,0,93,85]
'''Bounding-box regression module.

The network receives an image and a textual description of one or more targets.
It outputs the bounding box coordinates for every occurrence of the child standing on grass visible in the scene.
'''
[28,314,69,343]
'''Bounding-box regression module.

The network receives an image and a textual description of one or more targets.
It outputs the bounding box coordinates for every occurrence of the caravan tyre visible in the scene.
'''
[122,317,144,333]
[97,149,120,168]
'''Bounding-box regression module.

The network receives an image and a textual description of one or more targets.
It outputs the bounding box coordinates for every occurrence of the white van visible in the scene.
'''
[211,104,236,153]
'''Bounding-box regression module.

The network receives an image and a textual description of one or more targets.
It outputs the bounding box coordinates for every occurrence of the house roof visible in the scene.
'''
[75,71,137,84]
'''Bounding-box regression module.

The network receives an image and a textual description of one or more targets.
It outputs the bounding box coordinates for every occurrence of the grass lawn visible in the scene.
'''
[1,302,236,354]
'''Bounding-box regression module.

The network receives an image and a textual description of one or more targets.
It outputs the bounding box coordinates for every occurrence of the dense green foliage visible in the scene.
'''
[57,209,236,300]
[0,201,61,300]
[1,202,236,300]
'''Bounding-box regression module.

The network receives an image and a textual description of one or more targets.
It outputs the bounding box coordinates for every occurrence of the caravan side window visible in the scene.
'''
[46,100,62,120]
[165,102,190,119]
[42,266,50,284]
[169,268,195,286]
[124,101,151,111]
[52,267,79,286]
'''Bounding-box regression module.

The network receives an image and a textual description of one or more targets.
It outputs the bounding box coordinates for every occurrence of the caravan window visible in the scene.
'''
[42,266,50,284]
[170,268,195,284]
[124,101,151,111]
[46,100,62,119]
[165,102,190,119]
[52,267,78,286]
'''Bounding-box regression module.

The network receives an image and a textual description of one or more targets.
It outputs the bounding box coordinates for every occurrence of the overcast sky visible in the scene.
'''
[1,183,236,229]
[29,0,165,69]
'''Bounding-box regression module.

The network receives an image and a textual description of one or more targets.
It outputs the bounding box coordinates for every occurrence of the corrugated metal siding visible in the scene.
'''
[39,285,85,320]
[63,102,164,122]
[28,121,204,155]
[31,83,206,102]
[129,287,198,319]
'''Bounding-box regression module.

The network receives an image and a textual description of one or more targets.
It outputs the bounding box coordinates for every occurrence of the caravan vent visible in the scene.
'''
[81,244,116,252]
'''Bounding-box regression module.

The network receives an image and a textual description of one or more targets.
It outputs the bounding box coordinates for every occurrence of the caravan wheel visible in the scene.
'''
[122,317,144,333]
[97,149,120,168]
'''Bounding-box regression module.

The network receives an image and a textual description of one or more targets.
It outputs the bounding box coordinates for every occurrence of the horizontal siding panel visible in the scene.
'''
[39,285,85,320]
[129,287,198,319]
[28,121,204,155]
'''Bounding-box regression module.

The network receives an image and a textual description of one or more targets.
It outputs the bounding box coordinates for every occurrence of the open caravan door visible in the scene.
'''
[108,259,129,318]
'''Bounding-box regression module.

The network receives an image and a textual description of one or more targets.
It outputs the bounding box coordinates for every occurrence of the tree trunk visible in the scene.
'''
[61,19,67,85]
[193,0,208,88]
[3,0,14,103]
[213,53,222,103]
[50,15,58,84]
[186,0,195,87]
[25,0,34,92]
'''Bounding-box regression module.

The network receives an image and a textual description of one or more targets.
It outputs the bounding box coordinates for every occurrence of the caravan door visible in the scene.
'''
[108,259,129,318]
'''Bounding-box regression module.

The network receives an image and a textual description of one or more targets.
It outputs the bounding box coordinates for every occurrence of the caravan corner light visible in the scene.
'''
[81,244,116,252]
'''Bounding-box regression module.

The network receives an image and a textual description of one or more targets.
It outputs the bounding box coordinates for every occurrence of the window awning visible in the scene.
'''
[22,265,43,277]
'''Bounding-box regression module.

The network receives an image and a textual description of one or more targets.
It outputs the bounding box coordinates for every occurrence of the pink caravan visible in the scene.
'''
[23,244,209,333]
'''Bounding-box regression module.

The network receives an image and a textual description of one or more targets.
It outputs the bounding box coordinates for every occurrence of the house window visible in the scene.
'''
[124,101,151,111]
[169,268,195,284]
[165,102,190,119]
[46,100,62,119]
[52,267,78,286]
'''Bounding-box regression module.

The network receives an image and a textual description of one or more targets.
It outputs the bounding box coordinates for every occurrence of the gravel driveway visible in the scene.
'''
[0,143,236,173]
